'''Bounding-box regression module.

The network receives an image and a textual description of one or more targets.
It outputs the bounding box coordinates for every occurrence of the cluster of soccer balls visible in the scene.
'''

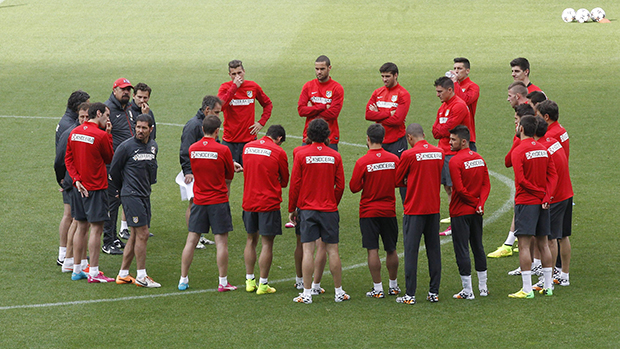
[562,7,606,23]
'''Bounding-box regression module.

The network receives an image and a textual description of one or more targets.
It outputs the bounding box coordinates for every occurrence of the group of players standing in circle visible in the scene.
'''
[53,55,572,304]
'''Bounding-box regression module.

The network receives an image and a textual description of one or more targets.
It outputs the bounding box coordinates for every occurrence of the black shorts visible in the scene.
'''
[360,217,398,251]
[70,188,84,220]
[382,136,407,158]
[188,202,233,235]
[441,155,453,186]
[62,188,72,205]
[514,204,550,237]
[73,189,110,223]
[299,210,339,244]
[222,140,246,165]
[549,197,572,239]
[243,210,282,236]
[121,196,151,228]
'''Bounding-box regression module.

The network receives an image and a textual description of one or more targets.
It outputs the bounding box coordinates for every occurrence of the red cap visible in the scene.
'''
[113,78,133,89]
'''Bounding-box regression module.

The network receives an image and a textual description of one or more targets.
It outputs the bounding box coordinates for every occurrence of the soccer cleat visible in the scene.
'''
[539,288,553,296]
[311,287,325,295]
[118,228,130,240]
[293,281,304,290]
[508,289,535,299]
[553,267,561,280]
[116,275,135,284]
[218,283,237,292]
[554,277,570,286]
[284,221,296,228]
[135,276,161,288]
[453,290,475,300]
[488,245,513,258]
[335,292,350,302]
[531,264,543,276]
[479,289,489,297]
[114,238,125,249]
[293,294,312,304]
[246,278,257,292]
[56,258,64,266]
[88,272,115,283]
[83,265,90,273]
[532,279,545,291]
[178,282,189,291]
[256,283,276,295]
[366,289,385,298]
[71,271,88,281]
[508,267,522,276]
[195,241,206,249]
[62,264,74,273]
[199,236,215,245]
[388,285,401,296]
[440,217,451,224]
[396,294,416,305]
[439,226,452,236]
[102,244,123,255]
[427,293,439,303]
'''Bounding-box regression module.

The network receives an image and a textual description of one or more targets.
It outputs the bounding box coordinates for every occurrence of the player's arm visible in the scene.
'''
[477,164,491,214]
[108,142,127,191]
[179,126,194,176]
[454,81,480,106]
[544,155,558,205]
[365,91,389,122]
[334,156,345,204]
[54,136,68,187]
[433,104,468,139]
[297,84,323,118]
[101,133,115,164]
[255,85,273,126]
[505,137,520,168]
[64,141,81,185]
[278,150,290,188]
[512,150,545,199]
[449,158,478,207]
[395,152,410,187]
[318,84,343,121]
[381,90,411,126]
[217,82,237,105]
[288,156,302,212]
[349,159,365,193]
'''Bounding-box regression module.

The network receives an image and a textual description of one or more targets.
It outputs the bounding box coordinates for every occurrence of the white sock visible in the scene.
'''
[137,269,147,279]
[295,276,303,284]
[532,259,541,268]
[542,267,552,289]
[374,282,383,292]
[180,276,188,284]
[560,272,569,281]
[504,231,516,246]
[460,275,473,294]
[58,247,67,260]
[389,279,398,288]
[311,282,321,290]
[119,269,129,278]
[522,271,532,293]
[219,276,228,286]
[303,288,312,296]
[73,264,82,274]
[121,220,128,230]
[259,277,268,285]
[81,259,88,269]
[477,270,488,290]
[89,266,99,277]
[63,257,74,268]
[335,286,344,296]
[246,274,255,280]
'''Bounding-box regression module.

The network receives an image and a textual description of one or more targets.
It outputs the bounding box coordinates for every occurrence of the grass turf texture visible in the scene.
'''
[1,0,620,347]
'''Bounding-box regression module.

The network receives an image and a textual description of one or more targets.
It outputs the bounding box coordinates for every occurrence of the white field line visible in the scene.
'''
[0,114,514,311]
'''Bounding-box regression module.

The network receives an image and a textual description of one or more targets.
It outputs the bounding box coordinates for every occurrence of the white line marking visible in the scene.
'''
[0,114,514,310]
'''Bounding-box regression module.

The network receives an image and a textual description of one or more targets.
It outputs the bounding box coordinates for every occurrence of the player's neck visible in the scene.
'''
[368,143,382,150]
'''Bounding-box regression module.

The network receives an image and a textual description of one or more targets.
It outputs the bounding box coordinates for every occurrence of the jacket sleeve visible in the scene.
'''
[297,83,325,118]
[317,84,343,121]
[101,133,115,165]
[255,85,273,126]
[179,125,194,175]
[349,158,365,193]
[108,142,126,191]
[478,163,491,209]
[454,81,480,107]
[65,137,81,185]
[288,155,302,212]
[432,103,468,139]
[395,152,410,188]
[334,155,345,204]
[544,155,558,204]
[365,90,389,122]
[380,90,411,127]
[54,133,69,187]
[218,82,237,106]
[449,157,478,207]
[278,149,289,188]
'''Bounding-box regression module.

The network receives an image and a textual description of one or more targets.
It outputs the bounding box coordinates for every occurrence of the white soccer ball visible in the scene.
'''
[576,8,590,23]
[562,8,576,23]
[590,7,606,22]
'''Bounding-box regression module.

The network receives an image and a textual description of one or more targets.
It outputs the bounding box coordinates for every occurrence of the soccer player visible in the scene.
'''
[241,125,289,295]
[526,90,547,113]
[178,115,237,292]
[55,90,90,265]
[65,102,115,283]
[218,59,273,165]
[537,100,569,159]
[289,118,349,304]
[447,125,491,300]
[119,82,157,240]
[179,95,223,249]
[55,102,90,273]
[349,124,401,298]
[510,57,542,93]
[365,62,410,202]
[298,55,344,151]
[395,123,444,305]
[431,76,471,236]
[507,81,529,109]
[508,115,557,298]
[110,114,160,288]
[103,77,135,255]
[448,57,480,152]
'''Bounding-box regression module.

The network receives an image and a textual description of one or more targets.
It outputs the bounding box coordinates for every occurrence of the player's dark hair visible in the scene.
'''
[406,123,424,138]
[134,83,151,95]
[315,55,331,66]
[202,115,221,135]
[136,113,154,127]
[519,115,537,137]
[266,125,286,143]
[537,100,559,122]
[202,95,223,112]
[379,62,398,75]
[449,125,470,142]
[306,118,330,143]
[88,102,108,119]
[367,123,385,144]
[434,76,454,89]
[510,57,530,76]
[508,81,528,97]
[453,57,470,69]
[67,90,90,113]
[228,60,244,71]
[77,102,91,112]
[534,115,548,138]
[514,103,535,117]
[526,90,546,106]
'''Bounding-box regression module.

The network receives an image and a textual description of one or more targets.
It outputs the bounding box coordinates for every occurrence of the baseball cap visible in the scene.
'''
[113,78,133,89]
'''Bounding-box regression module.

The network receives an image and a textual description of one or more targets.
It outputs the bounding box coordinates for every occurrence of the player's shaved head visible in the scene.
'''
[508,81,528,96]
[406,123,424,138]
[315,55,331,67]
[202,115,221,135]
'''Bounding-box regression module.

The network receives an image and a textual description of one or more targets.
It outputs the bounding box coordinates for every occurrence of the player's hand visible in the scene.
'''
[368,103,378,112]
[448,70,458,83]
[233,161,243,173]
[307,101,313,107]
[105,120,112,134]
[184,174,194,184]
[289,210,298,224]
[390,109,396,116]
[542,202,550,210]
[58,188,64,192]
[76,181,89,198]
[476,206,484,215]
[141,103,150,115]
[234,75,244,88]
[326,104,330,109]
[249,122,263,135]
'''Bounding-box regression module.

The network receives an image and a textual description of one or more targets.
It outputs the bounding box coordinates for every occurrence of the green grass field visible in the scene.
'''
[1,0,620,347]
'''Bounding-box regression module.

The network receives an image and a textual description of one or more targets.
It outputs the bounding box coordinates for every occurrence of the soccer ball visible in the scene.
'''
[575,8,590,23]
[561,8,576,23]
[590,7,606,22]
